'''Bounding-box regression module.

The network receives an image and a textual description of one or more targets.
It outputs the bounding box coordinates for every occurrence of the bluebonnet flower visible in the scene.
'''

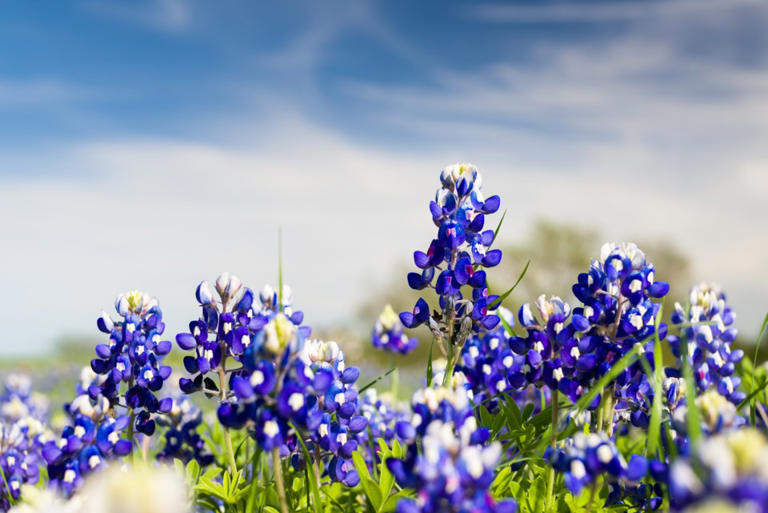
[41,291,171,497]
[508,243,670,435]
[669,428,768,512]
[0,375,49,424]
[668,283,745,404]
[388,384,516,513]
[180,277,366,486]
[400,164,504,385]
[509,295,572,394]
[546,433,665,509]
[0,375,51,511]
[42,379,133,496]
[456,314,527,407]
[356,389,409,451]
[156,395,214,466]
[669,389,746,453]
[91,291,173,436]
[372,305,417,354]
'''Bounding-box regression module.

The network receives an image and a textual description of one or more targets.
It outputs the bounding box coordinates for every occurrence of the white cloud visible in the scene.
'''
[2,0,767,355]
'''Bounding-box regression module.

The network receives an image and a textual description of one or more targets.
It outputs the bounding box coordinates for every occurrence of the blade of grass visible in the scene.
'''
[646,305,664,458]
[426,338,435,387]
[575,344,641,413]
[359,367,396,394]
[246,448,263,513]
[291,423,321,513]
[489,260,531,310]
[492,209,507,243]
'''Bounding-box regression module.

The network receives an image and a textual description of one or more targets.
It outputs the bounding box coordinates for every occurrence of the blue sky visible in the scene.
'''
[1,0,767,354]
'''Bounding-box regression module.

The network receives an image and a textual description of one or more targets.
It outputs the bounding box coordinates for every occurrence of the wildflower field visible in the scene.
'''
[2,164,766,513]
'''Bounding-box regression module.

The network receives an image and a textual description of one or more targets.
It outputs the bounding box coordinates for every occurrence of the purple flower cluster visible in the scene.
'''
[509,244,668,425]
[91,291,174,435]
[177,276,367,486]
[372,305,417,354]
[669,428,768,511]
[0,375,50,511]
[156,396,214,466]
[42,367,133,496]
[388,385,517,513]
[41,291,168,498]
[546,433,665,509]
[356,389,409,464]
[455,312,527,406]
[668,283,745,404]
[400,164,504,381]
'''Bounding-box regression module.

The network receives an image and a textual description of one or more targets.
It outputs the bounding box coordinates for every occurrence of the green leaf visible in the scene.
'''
[376,441,395,507]
[739,377,768,409]
[498,313,516,337]
[489,260,530,310]
[492,208,507,243]
[381,490,414,513]
[352,451,371,482]
[291,423,321,513]
[750,312,768,422]
[359,367,396,394]
[363,478,383,511]
[426,338,435,387]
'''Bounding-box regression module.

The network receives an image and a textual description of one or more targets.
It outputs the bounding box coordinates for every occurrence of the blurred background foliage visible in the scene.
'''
[2,219,765,403]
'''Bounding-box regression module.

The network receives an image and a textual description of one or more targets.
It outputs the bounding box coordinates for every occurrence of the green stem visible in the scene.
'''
[442,348,457,387]
[273,447,290,513]
[603,388,616,437]
[218,364,238,476]
[545,389,559,512]
[390,354,399,400]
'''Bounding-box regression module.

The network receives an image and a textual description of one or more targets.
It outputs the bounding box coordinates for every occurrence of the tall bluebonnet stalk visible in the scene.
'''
[400,163,503,386]
[43,290,172,496]
[668,283,745,404]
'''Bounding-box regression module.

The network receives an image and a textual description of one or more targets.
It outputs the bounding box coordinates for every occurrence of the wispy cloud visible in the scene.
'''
[471,0,762,23]
[82,0,192,32]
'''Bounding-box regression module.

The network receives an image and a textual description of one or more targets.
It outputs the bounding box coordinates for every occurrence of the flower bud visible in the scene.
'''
[195,281,215,305]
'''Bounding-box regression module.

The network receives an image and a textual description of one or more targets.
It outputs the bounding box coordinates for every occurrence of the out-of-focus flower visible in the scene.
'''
[668,283,745,404]
[388,384,516,513]
[8,486,82,513]
[669,428,768,512]
[372,305,417,354]
[80,464,190,513]
[0,375,52,511]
